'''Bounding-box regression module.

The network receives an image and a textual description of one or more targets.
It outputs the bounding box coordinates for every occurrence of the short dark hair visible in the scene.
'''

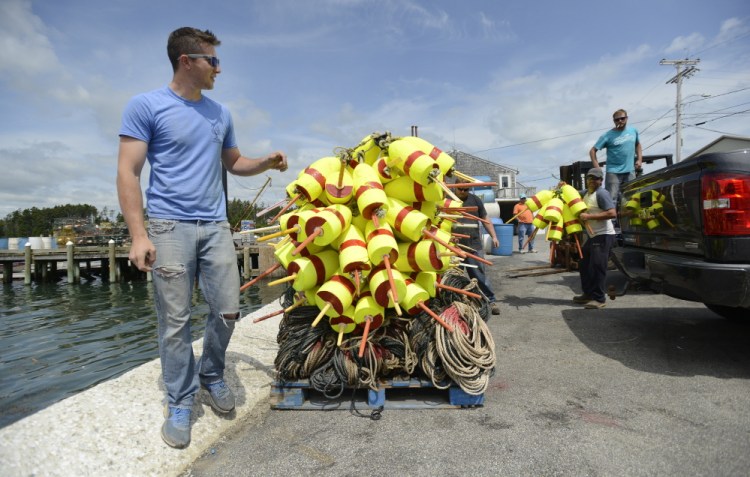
[167,27,220,72]
[613,108,627,118]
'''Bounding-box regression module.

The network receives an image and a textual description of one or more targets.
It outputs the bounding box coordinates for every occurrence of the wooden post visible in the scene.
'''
[258,244,284,278]
[24,243,32,285]
[108,240,117,283]
[243,246,251,280]
[66,241,75,284]
[3,263,12,284]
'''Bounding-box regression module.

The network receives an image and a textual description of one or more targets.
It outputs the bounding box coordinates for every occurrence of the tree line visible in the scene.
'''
[1,199,270,237]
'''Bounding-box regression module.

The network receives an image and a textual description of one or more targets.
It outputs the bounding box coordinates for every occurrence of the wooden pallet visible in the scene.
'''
[270,377,484,410]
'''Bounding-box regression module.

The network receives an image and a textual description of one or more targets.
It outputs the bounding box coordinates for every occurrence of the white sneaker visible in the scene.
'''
[520,250,527,254]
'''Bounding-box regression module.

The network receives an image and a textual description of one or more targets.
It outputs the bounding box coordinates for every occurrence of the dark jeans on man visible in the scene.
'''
[579,234,615,303]
[465,249,496,302]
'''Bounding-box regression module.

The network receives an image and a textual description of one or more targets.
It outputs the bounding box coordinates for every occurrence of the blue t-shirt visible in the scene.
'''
[594,126,639,174]
[119,86,237,221]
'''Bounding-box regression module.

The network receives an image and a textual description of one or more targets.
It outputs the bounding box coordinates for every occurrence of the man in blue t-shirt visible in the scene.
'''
[117,27,287,449]
[589,109,642,202]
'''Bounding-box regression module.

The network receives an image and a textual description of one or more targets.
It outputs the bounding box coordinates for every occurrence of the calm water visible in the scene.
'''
[0,277,281,428]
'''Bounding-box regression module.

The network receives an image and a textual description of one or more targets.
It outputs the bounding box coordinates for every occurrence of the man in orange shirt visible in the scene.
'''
[513,195,536,253]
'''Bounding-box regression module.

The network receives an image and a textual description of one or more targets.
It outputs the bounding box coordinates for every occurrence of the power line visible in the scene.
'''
[471,90,749,156]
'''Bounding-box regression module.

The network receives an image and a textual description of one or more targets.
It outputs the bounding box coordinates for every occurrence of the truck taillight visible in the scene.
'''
[702,173,750,236]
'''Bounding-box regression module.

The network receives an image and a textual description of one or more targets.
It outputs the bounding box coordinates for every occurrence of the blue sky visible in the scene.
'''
[1,0,748,219]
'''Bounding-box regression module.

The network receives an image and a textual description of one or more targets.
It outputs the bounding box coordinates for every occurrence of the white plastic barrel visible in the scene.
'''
[28,237,44,249]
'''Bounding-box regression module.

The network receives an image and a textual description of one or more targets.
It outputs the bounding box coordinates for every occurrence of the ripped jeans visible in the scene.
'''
[148,219,240,409]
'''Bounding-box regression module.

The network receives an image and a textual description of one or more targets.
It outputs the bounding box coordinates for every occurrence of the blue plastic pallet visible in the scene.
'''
[270,377,484,410]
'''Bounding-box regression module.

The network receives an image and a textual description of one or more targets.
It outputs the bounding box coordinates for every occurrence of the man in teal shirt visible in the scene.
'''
[589,109,643,202]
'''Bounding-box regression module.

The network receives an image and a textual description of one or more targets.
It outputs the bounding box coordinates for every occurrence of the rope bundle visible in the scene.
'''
[272,269,496,397]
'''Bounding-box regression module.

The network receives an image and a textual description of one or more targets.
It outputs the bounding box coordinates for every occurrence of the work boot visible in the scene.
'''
[161,406,191,449]
[491,303,500,315]
[584,301,606,309]
[573,294,591,304]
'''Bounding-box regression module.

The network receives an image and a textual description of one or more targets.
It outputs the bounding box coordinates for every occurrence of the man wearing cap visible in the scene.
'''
[455,183,500,316]
[589,109,643,203]
[574,168,616,309]
[513,195,536,253]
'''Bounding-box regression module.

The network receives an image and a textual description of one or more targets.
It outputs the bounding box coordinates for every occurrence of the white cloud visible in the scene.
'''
[665,32,705,55]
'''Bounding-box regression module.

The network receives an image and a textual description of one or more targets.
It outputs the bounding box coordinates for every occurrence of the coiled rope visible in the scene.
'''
[271,268,496,400]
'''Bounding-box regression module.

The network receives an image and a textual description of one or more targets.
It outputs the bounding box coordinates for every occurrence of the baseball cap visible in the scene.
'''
[586,168,604,179]
[519,194,527,199]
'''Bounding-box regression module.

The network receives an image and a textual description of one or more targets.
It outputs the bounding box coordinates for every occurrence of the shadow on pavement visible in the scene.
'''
[561,306,750,379]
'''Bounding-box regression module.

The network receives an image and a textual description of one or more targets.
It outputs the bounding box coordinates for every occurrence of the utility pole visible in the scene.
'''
[660,58,700,162]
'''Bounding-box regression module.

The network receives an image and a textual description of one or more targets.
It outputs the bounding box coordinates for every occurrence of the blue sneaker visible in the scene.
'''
[203,380,235,413]
[161,406,191,449]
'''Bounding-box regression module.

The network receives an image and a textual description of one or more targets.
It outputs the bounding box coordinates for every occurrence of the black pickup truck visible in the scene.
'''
[611,149,750,320]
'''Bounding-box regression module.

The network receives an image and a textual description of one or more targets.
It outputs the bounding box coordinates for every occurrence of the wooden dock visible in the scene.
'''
[0,242,281,285]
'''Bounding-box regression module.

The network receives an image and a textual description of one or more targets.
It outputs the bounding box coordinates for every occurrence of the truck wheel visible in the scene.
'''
[705,304,750,322]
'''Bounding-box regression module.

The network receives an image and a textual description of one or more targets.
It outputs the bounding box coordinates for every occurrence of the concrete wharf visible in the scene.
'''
[0,242,280,284]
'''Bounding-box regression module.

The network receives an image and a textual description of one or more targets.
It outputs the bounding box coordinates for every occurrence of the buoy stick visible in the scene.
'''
[256,225,298,243]
[284,298,306,313]
[506,207,529,224]
[267,273,297,287]
[574,234,583,259]
[271,236,292,248]
[388,290,402,316]
[337,163,345,188]
[452,170,479,182]
[435,180,460,202]
[354,270,361,297]
[549,241,556,264]
[437,213,463,220]
[337,324,345,347]
[252,308,284,324]
[463,251,493,266]
[450,232,471,239]
[455,242,477,253]
[240,224,280,235]
[458,211,492,226]
[438,206,478,212]
[436,283,482,299]
[445,181,497,188]
[372,214,380,228]
[417,302,453,332]
[581,220,594,236]
[659,213,675,228]
[311,303,331,327]
[453,223,479,229]
[256,198,288,218]
[383,255,399,303]
[522,229,539,250]
[240,263,281,291]
[291,228,321,256]
[422,228,467,257]
[269,194,300,223]
[357,316,373,358]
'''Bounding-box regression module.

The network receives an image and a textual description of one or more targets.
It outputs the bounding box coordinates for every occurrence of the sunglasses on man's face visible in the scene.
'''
[613,116,628,122]
[186,54,220,68]
[456,188,470,192]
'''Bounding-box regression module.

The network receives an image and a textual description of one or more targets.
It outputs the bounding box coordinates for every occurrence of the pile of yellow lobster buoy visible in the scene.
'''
[622,190,673,229]
[245,132,497,396]
[511,182,591,256]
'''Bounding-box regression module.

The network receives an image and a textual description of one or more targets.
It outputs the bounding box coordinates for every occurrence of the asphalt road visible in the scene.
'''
[183,244,750,477]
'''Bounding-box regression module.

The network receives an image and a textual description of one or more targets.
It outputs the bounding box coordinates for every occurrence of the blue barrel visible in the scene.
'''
[491,218,513,256]
[0,237,7,249]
